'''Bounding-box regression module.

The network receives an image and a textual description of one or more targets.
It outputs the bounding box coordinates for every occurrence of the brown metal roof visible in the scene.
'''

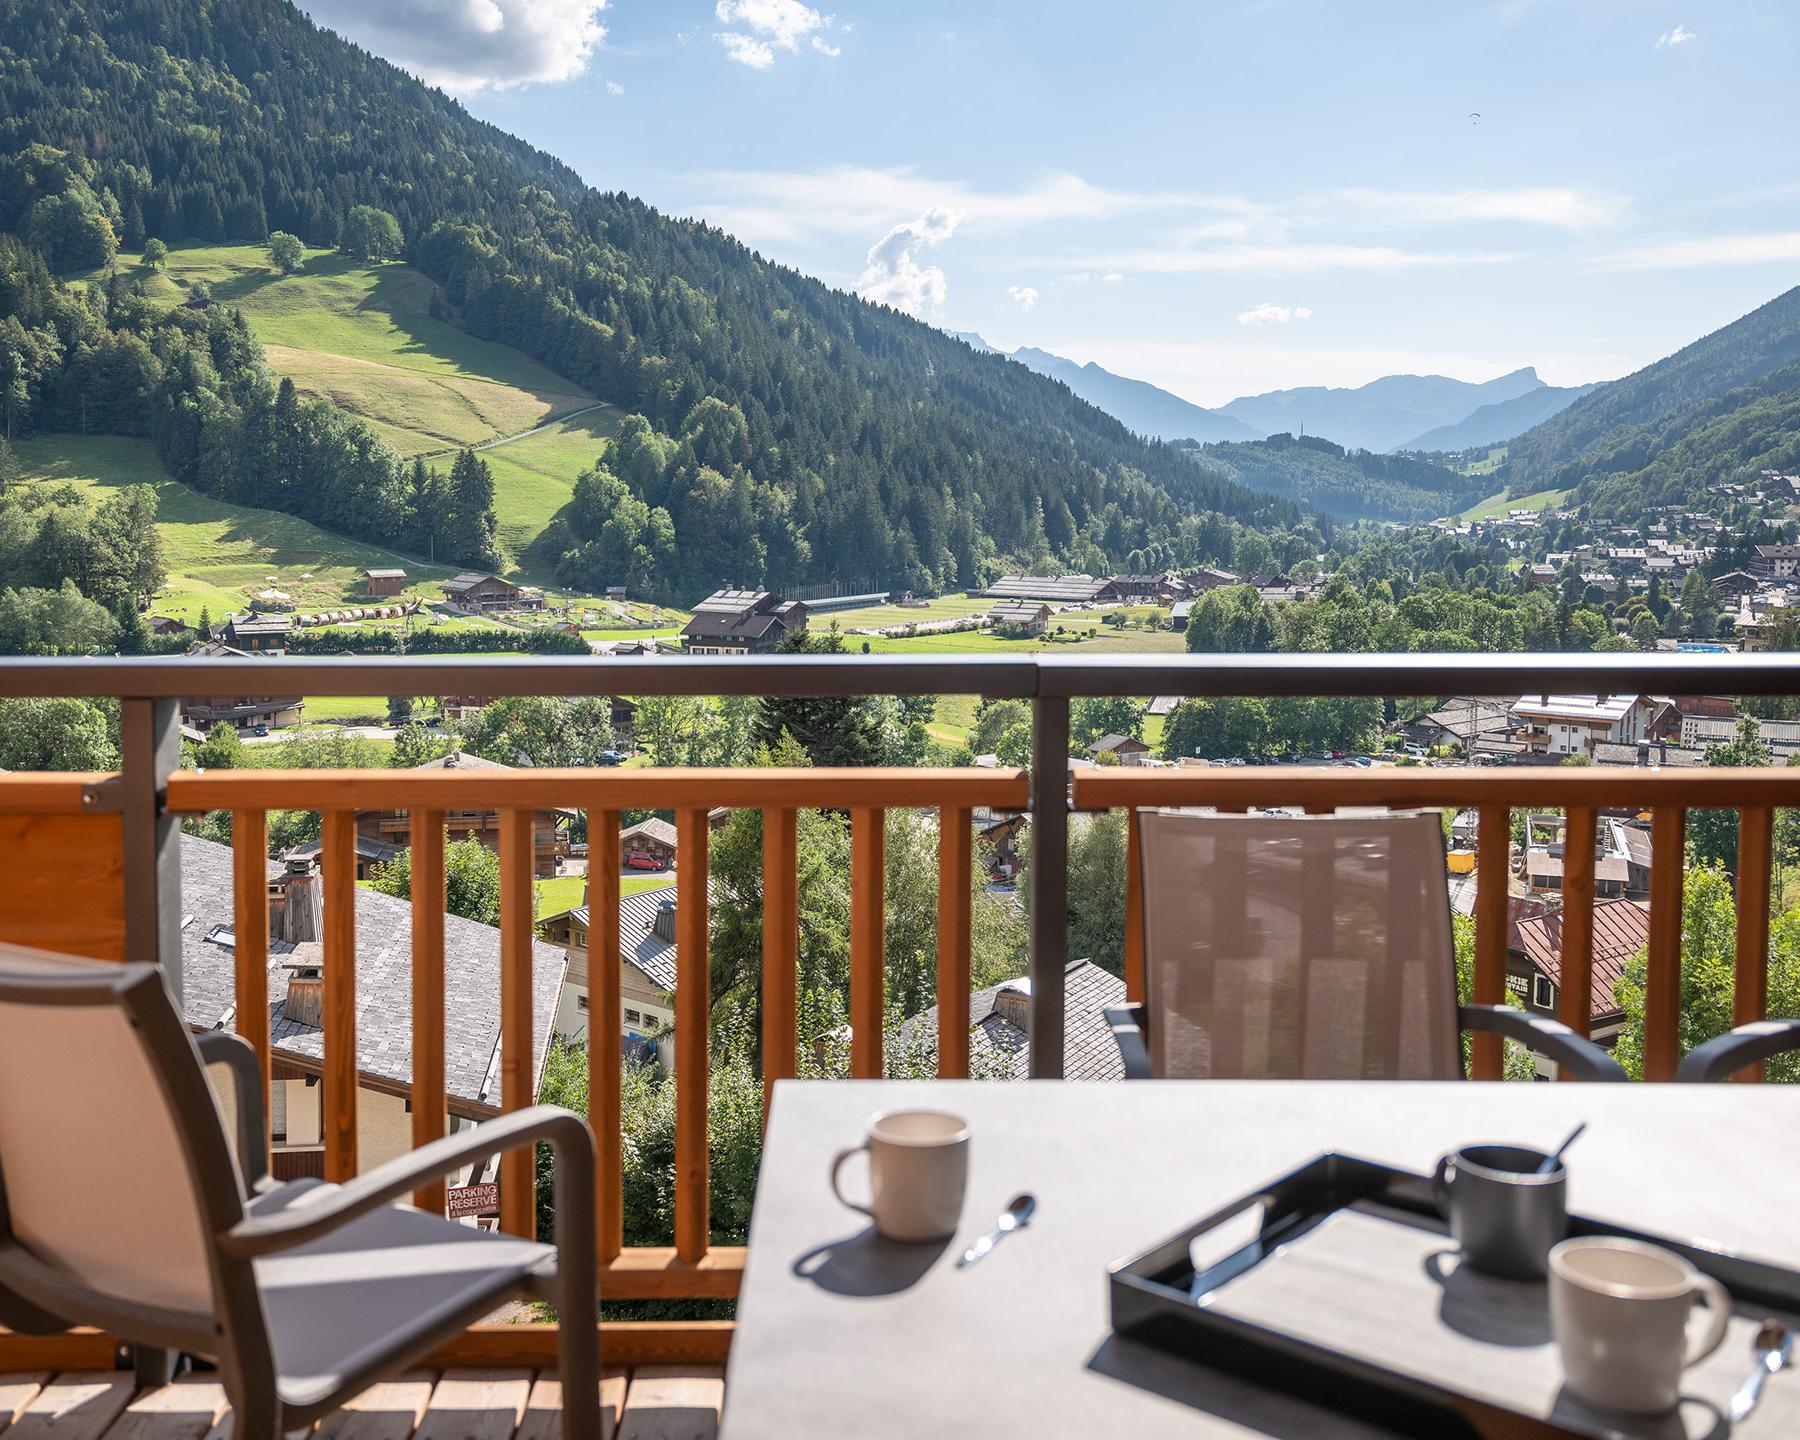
[1512,899,1649,1023]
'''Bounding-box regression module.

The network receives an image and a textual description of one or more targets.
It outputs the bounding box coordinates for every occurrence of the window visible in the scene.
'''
[624,1008,641,1024]
[576,995,588,1011]
[1532,974,1556,1010]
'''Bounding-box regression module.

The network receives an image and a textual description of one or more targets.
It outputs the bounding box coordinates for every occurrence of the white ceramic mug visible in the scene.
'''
[829,1109,969,1243]
[1549,1237,1732,1414]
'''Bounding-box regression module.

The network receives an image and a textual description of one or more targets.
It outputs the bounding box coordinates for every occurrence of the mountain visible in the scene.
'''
[0,0,1314,605]
[1176,433,1492,524]
[1002,346,1262,443]
[1215,368,1549,453]
[1399,382,1602,453]
[1504,287,1800,492]
[947,331,1001,355]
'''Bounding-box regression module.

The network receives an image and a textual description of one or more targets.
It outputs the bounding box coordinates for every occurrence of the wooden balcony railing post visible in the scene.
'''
[675,808,711,1263]
[1028,695,1070,1078]
[1471,806,1510,1080]
[410,809,447,1213]
[499,809,536,1239]
[1123,807,1145,1005]
[589,808,624,1263]
[1645,806,1688,1082]
[1557,807,1598,1065]
[321,810,359,1180]
[936,806,972,1079]
[231,809,271,1101]
[762,807,798,1107]
[1734,806,1774,1081]
[850,807,885,1078]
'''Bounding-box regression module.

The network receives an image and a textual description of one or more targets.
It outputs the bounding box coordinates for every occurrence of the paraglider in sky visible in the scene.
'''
[1469,112,1481,124]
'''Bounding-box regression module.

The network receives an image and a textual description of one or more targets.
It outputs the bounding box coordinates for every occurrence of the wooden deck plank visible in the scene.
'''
[615,1367,723,1440]
[102,1378,229,1440]
[412,1369,532,1440]
[0,1375,50,1437]
[313,1372,437,1440]
[514,1372,627,1440]
[8,1373,134,1440]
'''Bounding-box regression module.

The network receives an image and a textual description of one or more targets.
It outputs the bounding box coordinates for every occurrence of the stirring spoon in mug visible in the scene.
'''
[959,1193,1036,1268]
[1536,1121,1587,1175]
[1730,1320,1793,1423]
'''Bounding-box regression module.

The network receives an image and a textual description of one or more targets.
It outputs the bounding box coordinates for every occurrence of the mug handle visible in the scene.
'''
[1682,1274,1732,1370]
[1431,1155,1453,1216]
[830,1143,875,1221]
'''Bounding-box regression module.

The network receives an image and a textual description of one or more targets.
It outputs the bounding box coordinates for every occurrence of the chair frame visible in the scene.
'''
[1675,1018,1800,1082]
[0,959,599,1440]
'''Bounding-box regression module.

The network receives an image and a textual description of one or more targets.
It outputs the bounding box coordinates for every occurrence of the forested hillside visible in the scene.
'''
[0,0,1316,598]
[1504,286,1800,491]
[1173,433,1489,523]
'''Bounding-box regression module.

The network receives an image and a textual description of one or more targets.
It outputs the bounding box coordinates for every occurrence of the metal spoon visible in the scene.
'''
[1536,1121,1587,1175]
[1730,1320,1794,1423]
[958,1193,1036,1268]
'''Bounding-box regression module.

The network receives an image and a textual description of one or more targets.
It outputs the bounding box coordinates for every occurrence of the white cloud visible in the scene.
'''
[1604,231,1800,269]
[857,208,960,316]
[1333,186,1628,230]
[1237,303,1313,326]
[1007,285,1039,312]
[715,0,839,68]
[1100,271,1125,282]
[605,79,625,96]
[301,0,606,92]
[1655,24,1695,49]
[1033,241,1519,275]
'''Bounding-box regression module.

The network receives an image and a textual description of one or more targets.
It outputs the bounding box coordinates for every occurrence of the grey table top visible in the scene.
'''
[721,1080,1800,1439]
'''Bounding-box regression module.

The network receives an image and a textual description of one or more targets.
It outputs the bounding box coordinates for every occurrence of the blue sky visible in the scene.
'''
[303,1,1800,406]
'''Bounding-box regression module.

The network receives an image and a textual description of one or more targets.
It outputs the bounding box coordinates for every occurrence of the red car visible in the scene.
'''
[625,850,665,871]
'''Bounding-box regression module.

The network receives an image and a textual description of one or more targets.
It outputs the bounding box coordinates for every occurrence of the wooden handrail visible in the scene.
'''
[589,810,624,1263]
[674,808,710,1264]
[410,810,448,1213]
[1558,807,1597,1058]
[762,809,799,1105]
[499,810,536,1239]
[322,811,359,1180]
[936,807,972,1079]
[850,807,885,1079]
[232,810,271,1097]
[1734,808,1774,1082]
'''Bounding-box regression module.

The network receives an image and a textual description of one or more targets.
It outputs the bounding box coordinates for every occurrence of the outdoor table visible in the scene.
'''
[722,1079,1800,1438]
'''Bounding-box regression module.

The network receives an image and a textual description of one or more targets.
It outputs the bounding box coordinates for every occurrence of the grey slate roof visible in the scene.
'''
[620,817,678,848]
[900,959,1126,1082]
[179,834,564,1112]
[545,885,679,993]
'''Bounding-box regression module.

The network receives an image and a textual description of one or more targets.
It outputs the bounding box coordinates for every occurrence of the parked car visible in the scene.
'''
[595,749,626,766]
[251,723,269,737]
[626,850,665,871]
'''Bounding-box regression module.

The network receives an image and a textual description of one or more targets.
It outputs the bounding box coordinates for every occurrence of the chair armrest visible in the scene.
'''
[1458,1004,1627,1082]
[1675,1019,1800,1083]
[194,1031,270,1190]
[1104,1005,1152,1080]
[218,1105,595,1258]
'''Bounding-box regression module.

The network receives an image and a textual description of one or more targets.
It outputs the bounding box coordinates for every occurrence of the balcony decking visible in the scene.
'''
[0,1367,722,1440]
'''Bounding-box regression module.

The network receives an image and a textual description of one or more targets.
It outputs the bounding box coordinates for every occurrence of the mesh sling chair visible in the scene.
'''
[1104,812,1626,1082]
[0,945,601,1440]
[1676,1019,1800,1081]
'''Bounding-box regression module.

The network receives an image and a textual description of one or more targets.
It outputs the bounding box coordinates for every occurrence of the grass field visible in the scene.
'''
[1455,486,1572,522]
[12,434,454,620]
[534,872,673,916]
[88,245,623,567]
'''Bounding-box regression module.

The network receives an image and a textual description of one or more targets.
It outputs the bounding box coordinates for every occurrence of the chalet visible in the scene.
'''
[982,574,1109,605]
[1167,600,1193,631]
[621,817,677,871]
[896,960,1127,1081]
[987,599,1051,636]
[542,887,679,1054]
[1509,897,1648,1049]
[181,837,563,1184]
[223,612,291,653]
[357,751,568,878]
[681,589,809,655]
[1101,573,1186,604]
[1403,697,1513,753]
[148,615,191,637]
[363,567,407,597]
[1088,733,1153,764]
[181,640,305,731]
[441,572,544,614]
[1508,694,1667,760]
[1712,570,1761,599]
[282,832,402,882]
[1183,567,1241,592]
[1753,545,1800,581]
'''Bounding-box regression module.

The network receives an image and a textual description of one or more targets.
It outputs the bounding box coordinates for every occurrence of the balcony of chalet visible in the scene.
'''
[4,652,1800,1440]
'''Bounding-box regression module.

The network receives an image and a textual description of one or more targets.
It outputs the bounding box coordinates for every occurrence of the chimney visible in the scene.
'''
[992,980,1030,1032]
[277,860,323,943]
[280,942,324,1026]
[653,898,676,945]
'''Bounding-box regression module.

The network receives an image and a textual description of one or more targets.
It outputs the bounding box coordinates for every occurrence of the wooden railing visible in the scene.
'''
[160,766,1028,1295]
[1074,766,1800,1082]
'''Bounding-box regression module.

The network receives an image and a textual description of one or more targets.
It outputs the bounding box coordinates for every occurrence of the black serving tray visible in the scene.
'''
[1108,1152,1800,1440]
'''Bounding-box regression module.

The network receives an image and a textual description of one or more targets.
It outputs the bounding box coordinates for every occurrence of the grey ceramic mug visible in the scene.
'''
[1432,1143,1568,1280]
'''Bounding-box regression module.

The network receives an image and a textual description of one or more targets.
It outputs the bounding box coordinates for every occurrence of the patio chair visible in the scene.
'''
[0,944,600,1440]
[1675,1018,1800,1081]
[1104,812,1625,1081]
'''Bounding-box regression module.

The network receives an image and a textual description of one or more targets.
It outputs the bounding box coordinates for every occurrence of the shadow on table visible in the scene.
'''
[1423,1249,1554,1348]
[791,1227,948,1297]
[1086,1336,1403,1440]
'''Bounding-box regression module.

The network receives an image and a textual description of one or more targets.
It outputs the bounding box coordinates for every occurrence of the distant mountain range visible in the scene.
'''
[953,333,1595,453]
